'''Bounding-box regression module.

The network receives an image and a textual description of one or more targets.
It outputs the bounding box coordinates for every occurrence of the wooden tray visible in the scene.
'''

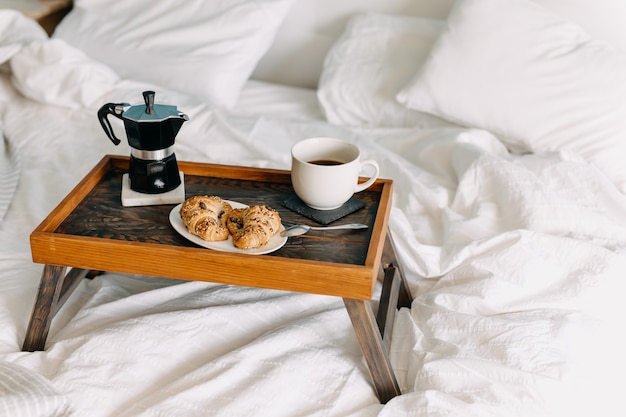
[30,155,393,300]
[25,155,411,403]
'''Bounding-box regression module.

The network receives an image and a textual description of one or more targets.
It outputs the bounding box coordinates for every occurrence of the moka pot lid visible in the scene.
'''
[123,91,185,122]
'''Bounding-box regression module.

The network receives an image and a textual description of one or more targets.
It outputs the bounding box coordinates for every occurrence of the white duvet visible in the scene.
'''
[1,12,626,417]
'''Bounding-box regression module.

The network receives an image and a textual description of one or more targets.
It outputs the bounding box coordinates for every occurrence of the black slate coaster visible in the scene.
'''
[282,194,365,225]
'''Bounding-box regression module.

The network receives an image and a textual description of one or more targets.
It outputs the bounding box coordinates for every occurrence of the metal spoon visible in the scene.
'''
[281,223,368,237]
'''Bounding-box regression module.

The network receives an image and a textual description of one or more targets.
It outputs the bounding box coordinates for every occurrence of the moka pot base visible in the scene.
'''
[121,172,185,207]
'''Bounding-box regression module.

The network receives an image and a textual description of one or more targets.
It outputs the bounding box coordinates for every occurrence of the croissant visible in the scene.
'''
[226,205,282,249]
[180,196,233,241]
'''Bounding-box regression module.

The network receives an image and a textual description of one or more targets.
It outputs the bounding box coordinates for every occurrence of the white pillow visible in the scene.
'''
[0,10,47,64]
[397,0,626,192]
[11,39,120,110]
[52,0,295,108]
[317,13,453,129]
[0,361,72,417]
[533,0,626,53]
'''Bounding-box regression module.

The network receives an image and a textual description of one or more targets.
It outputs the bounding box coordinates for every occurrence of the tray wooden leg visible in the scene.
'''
[22,265,89,351]
[380,233,412,309]
[376,266,402,344]
[344,298,401,403]
[344,231,414,403]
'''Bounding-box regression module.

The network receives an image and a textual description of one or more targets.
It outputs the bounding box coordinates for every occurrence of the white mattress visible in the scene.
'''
[1,11,626,417]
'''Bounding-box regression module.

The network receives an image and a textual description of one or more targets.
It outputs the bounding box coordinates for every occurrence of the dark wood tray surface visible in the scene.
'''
[56,166,379,265]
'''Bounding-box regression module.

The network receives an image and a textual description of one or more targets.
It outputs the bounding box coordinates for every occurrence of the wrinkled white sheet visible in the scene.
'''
[0,126,19,224]
[1,13,626,417]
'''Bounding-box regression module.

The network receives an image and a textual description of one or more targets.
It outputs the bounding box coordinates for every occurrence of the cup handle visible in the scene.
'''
[354,160,379,193]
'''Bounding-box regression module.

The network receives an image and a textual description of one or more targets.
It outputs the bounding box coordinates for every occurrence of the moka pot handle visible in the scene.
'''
[97,102,129,146]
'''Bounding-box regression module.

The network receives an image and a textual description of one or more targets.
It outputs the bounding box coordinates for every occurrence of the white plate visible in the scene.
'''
[169,200,287,255]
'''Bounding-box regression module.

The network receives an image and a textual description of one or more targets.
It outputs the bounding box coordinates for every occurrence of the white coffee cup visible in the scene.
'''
[291,137,380,210]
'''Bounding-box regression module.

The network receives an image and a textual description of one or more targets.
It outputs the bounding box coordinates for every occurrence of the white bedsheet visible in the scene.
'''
[0,126,19,224]
[1,19,626,417]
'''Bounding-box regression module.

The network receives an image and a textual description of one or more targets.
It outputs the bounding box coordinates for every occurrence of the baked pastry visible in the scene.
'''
[226,205,282,249]
[179,196,233,241]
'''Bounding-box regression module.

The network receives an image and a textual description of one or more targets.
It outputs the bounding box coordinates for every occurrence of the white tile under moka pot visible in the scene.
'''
[121,172,185,207]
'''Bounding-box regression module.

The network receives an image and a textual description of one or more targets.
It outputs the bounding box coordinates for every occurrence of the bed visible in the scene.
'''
[1,0,626,415]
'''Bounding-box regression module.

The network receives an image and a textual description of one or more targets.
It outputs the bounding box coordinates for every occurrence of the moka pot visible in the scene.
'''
[98,91,189,193]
